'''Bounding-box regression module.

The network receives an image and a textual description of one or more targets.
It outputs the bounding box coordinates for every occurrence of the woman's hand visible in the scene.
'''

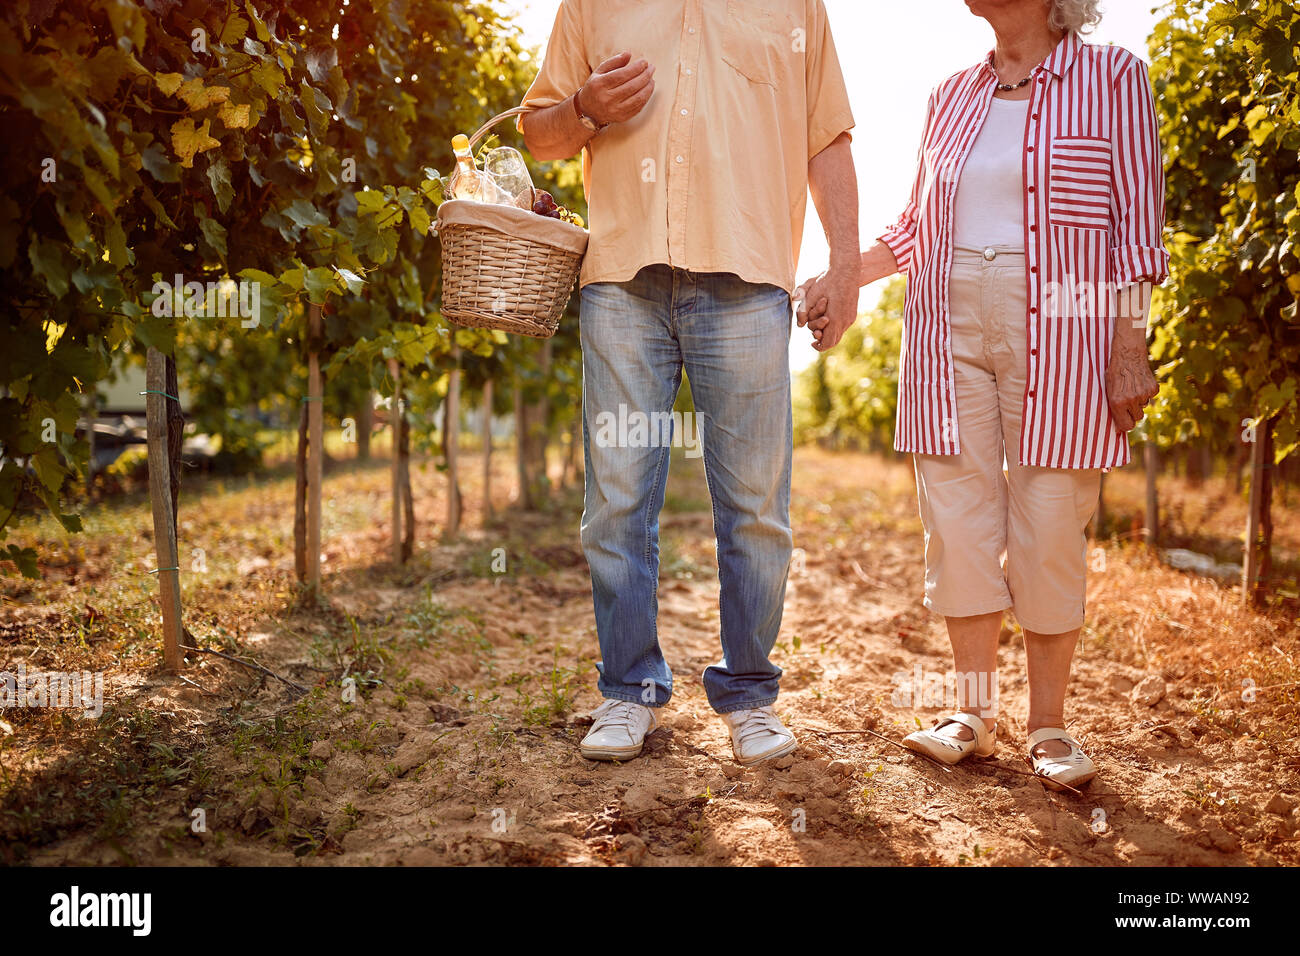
[1105,336,1158,432]
[794,274,827,330]
[1106,284,1159,432]
[795,242,900,351]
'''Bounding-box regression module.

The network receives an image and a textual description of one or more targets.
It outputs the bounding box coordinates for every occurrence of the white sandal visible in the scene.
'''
[903,712,996,765]
[1027,727,1097,791]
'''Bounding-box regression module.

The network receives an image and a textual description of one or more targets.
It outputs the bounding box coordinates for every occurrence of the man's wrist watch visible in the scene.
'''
[573,86,608,134]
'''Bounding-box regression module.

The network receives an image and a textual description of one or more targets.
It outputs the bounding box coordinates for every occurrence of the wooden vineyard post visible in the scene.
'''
[537,338,553,490]
[358,387,374,461]
[1259,419,1275,590]
[306,303,324,593]
[388,358,403,564]
[399,392,414,562]
[84,390,96,498]
[482,378,494,522]
[293,401,308,581]
[1242,419,1268,605]
[513,374,532,510]
[1143,442,1160,547]
[560,415,580,490]
[445,344,462,536]
[145,348,184,673]
[569,416,581,486]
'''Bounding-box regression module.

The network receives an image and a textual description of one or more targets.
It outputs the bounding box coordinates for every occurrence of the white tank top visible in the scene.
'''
[953,97,1029,251]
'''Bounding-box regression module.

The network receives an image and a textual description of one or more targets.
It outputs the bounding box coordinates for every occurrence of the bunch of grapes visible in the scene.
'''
[531,191,585,229]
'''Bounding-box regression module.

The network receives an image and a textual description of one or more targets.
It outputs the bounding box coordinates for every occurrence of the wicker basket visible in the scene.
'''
[437,107,588,339]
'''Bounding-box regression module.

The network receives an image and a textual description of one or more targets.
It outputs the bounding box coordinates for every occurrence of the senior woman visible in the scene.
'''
[800,0,1169,790]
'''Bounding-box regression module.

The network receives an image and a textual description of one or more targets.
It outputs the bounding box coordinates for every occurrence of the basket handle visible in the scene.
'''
[467,105,537,151]
[465,105,542,210]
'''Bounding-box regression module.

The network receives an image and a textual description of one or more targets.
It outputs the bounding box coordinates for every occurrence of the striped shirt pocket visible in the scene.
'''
[1048,136,1112,231]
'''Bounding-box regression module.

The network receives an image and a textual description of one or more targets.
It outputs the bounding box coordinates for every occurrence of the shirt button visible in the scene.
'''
[1028,185,1036,193]
[1027,146,1035,153]
[689,27,696,34]
[1030,307,1039,315]
[1031,348,1038,356]
[680,108,689,116]
[1029,390,1037,398]
[675,155,684,164]
[1030,224,1038,232]
[685,68,693,75]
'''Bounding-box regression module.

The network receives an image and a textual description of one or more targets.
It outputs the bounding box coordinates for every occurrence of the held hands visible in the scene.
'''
[796,257,1158,426]
[795,265,859,352]
[579,52,656,126]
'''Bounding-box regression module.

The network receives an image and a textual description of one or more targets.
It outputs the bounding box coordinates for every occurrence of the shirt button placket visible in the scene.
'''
[668,1,702,268]
[1025,69,1044,381]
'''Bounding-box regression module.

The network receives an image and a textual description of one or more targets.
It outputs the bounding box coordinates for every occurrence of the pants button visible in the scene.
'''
[983,247,997,261]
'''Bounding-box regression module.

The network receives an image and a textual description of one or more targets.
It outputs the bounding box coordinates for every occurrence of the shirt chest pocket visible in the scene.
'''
[721,0,792,89]
[1048,136,1112,231]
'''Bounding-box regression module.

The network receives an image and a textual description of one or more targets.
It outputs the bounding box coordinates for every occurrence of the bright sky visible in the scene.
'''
[503,0,1163,370]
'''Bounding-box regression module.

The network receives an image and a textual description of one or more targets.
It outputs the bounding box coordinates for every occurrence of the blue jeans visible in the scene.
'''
[579,265,793,714]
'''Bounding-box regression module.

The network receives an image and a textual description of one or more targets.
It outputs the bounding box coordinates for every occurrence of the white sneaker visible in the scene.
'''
[722,706,797,766]
[580,700,658,761]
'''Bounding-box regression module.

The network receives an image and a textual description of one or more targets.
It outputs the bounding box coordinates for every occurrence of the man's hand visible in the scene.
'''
[797,266,859,351]
[804,131,858,352]
[1105,337,1158,432]
[579,52,656,126]
[522,52,655,161]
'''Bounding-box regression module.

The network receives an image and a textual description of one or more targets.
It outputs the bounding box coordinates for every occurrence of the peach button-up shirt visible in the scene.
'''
[521,0,854,294]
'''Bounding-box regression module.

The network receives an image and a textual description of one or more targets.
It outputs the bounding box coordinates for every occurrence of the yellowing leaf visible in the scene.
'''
[245,1,271,43]
[409,205,431,235]
[155,72,184,95]
[220,14,249,46]
[176,78,230,111]
[250,61,283,96]
[170,118,220,168]
[217,101,250,129]
[106,220,129,267]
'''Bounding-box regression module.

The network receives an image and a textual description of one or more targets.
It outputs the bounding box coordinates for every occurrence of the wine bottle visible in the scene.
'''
[447,135,510,203]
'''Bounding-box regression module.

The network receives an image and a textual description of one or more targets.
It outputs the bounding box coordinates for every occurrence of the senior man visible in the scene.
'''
[521,0,857,765]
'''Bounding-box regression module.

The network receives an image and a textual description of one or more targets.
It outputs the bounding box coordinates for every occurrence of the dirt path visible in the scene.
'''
[15,447,1300,866]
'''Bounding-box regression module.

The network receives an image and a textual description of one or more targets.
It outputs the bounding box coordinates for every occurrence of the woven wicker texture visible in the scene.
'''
[440,216,584,338]
[437,107,588,339]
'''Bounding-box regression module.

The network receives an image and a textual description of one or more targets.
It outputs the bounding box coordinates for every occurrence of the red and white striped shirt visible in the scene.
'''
[880,31,1170,469]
